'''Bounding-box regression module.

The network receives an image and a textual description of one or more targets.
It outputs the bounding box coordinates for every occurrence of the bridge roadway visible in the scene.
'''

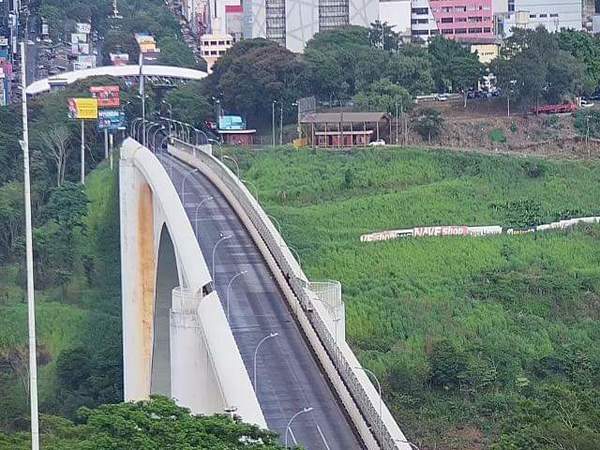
[160,153,363,449]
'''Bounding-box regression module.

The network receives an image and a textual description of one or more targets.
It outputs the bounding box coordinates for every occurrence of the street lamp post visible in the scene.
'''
[19,41,39,450]
[355,366,382,419]
[253,332,279,392]
[222,155,240,178]
[193,196,214,236]
[284,407,313,448]
[226,270,247,321]
[212,234,232,287]
[180,168,199,206]
[152,126,166,151]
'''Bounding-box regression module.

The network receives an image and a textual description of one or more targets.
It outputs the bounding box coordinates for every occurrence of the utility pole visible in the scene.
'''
[279,102,283,145]
[139,52,146,147]
[272,100,276,147]
[19,41,40,450]
[80,120,86,184]
[395,102,399,145]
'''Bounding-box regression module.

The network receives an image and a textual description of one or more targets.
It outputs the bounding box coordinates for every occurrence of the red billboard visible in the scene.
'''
[89,85,120,108]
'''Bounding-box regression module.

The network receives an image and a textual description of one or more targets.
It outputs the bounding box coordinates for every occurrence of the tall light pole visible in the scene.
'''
[355,366,382,419]
[193,196,213,236]
[139,52,146,148]
[19,41,39,450]
[272,100,276,147]
[226,270,247,321]
[180,168,199,206]
[284,407,313,448]
[212,234,232,287]
[253,332,278,392]
[279,102,283,145]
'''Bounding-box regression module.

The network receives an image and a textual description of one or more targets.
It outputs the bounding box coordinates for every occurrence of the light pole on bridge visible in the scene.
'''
[284,407,313,448]
[226,270,247,322]
[253,332,279,393]
[211,234,232,288]
[180,168,199,206]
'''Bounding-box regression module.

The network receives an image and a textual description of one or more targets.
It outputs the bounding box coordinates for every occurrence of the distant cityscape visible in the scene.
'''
[1,0,599,105]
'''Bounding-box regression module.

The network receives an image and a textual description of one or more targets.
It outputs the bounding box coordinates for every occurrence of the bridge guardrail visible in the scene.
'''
[169,139,408,450]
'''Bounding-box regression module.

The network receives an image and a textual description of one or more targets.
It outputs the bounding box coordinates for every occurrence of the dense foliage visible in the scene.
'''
[0,396,286,449]
[230,147,600,449]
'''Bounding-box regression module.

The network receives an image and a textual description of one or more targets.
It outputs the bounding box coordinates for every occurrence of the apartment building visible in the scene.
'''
[497,0,583,37]
[243,0,378,52]
[411,0,494,42]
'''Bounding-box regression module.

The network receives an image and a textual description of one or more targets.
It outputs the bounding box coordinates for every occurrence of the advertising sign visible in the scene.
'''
[71,33,87,44]
[0,37,8,47]
[110,53,129,65]
[76,23,92,34]
[90,85,120,108]
[68,98,98,120]
[98,109,126,130]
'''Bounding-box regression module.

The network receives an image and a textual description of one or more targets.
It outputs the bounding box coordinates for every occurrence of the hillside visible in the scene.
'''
[233,146,600,449]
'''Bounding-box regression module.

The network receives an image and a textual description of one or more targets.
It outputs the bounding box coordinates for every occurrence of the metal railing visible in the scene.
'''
[170,139,402,449]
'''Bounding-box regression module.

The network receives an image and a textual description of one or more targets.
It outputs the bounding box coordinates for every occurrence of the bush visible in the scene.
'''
[489,128,507,144]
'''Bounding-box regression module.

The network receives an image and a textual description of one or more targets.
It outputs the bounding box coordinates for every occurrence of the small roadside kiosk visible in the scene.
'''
[217,115,256,146]
[299,112,391,148]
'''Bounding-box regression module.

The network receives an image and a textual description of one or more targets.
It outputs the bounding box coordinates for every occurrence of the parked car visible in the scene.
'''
[368,139,386,147]
[436,93,449,102]
[581,99,595,108]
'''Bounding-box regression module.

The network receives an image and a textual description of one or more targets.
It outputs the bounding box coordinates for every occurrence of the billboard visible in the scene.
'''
[90,86,120,108]
[71,33,87,44]
[68,98,98,120]
[76,23,92,34]
[98,109,126,130]
[110,53,129,65]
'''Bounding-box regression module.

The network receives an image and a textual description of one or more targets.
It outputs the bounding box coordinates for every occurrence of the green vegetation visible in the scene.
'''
[489,128,507,144]
[231,146,600,449]
[0,396,286,449]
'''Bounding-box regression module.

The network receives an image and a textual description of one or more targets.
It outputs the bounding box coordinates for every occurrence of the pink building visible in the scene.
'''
[411,0,494,42]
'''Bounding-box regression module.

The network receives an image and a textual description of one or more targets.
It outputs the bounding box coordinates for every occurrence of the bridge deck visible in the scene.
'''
[161,154,362,450]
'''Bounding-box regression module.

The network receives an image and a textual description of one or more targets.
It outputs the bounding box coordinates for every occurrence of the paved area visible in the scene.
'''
[159,153,363,450]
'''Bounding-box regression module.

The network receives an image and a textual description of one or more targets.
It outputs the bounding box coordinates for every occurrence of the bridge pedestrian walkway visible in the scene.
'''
[160,153,363,450]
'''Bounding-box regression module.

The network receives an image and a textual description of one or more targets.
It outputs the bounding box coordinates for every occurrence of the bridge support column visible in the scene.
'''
[120,156,156,402]
[170,287,223,414]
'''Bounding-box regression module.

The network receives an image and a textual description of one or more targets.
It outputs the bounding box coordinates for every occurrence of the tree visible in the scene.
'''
[428,36,483,94]
[0,182,24,263]
[384,54,435,95]
[557,30,600,93]
[369,20,398,51]
[414,108,444,144]
[39,126,73,187]
[215,43,309,125]
[353,79,412,114]
[158,36,198,69]
[44,182,89,230]
[0,397,286,449]
[494,28,590,111]
[165,81,213,129]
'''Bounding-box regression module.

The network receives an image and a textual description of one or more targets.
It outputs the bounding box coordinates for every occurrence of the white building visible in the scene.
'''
[498,0,583,37]
[379,0,411,37]
[200,31,234,71]
[243,0,379,53]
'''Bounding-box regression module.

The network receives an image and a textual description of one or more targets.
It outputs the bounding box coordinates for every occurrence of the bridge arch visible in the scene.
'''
[119,138,265,427]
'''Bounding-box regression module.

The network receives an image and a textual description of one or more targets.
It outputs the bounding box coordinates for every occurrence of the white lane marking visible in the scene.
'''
[289,428,298,445]
[316,424,331,450]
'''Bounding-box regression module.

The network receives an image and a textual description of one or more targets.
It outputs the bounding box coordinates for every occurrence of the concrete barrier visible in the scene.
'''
[168,139,411,450]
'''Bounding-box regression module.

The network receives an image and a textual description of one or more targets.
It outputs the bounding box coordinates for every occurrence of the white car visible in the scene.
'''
[368,139,386,147]
[436,94,449,102]
[581,99,595,108]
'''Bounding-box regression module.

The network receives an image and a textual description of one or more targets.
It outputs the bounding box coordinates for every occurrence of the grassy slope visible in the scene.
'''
[0,164,120,429]
[234,147,600,449]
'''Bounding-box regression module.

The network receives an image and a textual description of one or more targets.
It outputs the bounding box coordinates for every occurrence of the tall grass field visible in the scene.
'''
[232,147,600,449]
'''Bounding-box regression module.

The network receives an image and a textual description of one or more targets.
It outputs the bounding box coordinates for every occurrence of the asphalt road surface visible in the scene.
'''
[159,153,363,450]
